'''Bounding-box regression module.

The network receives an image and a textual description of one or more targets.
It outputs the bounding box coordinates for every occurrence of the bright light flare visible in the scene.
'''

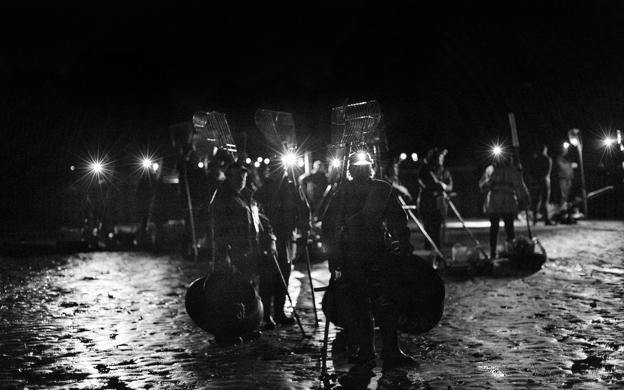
[245,157,252,164]
[399,153,407,161]
[356,151,367,161]
[492,145,503,156]
[257,157,263,163]
[141,158,153,169]
[563,141,570,150]
[79,151,113,185]
[603,137,616,147]
[411,153,418,162]
[281,151,297,167]
[198,162,204,169]
[330,158,341,168]
[254,161,261,168]
[264,158,270,165]
[89,161,104,175]
[152,162,159,171]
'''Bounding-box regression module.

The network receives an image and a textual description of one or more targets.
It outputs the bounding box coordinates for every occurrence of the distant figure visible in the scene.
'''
[479,153,530,259]
[418,148,453,250]
[382,160,412,201]
[527,144,553,225]
[300,160,329,219]
[255,163,310,329]
[398,157,422,206]
[556,147,575,210]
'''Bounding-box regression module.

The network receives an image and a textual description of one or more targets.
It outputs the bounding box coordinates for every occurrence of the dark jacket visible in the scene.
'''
[210,182,260,276]
[255,176,310,240]
[322,178,411,272]
[479,164,530,215]
[418,163,453,213]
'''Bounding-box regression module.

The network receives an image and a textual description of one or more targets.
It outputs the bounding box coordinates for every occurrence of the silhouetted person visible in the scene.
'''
[528,144,553,225]
[323,151,416,370]
[300,160,329,220]
[556,147,575,210]
[255,163,310,329]
[479,154,530,259]
[418,148,453,250]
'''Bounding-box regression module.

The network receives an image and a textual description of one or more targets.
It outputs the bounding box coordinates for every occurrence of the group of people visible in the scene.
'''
[178,143,311,344]
[181,135,581,371]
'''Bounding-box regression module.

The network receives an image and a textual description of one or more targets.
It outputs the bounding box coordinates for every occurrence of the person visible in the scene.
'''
[382,159,413,201]
[210,161,262,278]
[255,162,310,329]
[299,160,329,220]
[418,148,453,250]
[527,144,553,225]
[397,156,422,206]
[322,150,417,370]
[479,153,530,259]
[556,146,575,211]
[204,161,268,345]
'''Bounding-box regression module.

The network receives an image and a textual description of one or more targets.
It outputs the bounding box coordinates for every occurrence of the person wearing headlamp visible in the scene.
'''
[479,150,530,259]
[322,150,417,370]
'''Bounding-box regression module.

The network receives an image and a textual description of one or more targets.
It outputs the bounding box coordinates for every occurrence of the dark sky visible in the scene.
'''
[2,1,624,221]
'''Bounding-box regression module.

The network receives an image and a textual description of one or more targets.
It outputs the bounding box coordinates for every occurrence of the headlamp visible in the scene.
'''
[281,151,297,167]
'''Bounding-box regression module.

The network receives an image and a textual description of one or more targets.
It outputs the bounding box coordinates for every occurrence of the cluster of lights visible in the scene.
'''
[141,158,159,172]
[398,152,418,162]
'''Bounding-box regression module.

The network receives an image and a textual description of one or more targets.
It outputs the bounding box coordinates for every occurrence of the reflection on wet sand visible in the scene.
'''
[0,221,623,389]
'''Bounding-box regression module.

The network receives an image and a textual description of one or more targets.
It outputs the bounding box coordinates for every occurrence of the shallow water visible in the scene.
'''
[1,221,623,389]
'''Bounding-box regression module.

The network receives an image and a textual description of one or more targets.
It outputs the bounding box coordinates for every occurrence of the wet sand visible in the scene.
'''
[1,221,623,389]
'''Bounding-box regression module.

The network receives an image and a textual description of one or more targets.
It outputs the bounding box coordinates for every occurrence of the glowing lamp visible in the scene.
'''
[297,158,305,168]
[90,161,104,174]
[331,158,341,168]
[245,157,252,164]
[281,151,297,166]
[603,137,615,147]
[141,158,153,169]
[492,145,503,156]
[568,128,581,147]
[399,153,407,161]
[264,158,270,165]
[198,162,204,169]
[152,163,159,171]
[254,161,261,168]
[411,153,418,162]
[563,142,570,150]
[257,157,263,163]
[70,165,75,171]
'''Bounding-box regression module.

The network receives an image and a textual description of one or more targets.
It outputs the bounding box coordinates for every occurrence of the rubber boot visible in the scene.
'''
[380,315,417,370]
[349,315,376,367]
[273,294,295,326]
[261,296,276,330]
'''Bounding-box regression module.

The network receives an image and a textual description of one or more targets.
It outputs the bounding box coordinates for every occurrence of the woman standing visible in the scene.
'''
[479,153,530,259]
